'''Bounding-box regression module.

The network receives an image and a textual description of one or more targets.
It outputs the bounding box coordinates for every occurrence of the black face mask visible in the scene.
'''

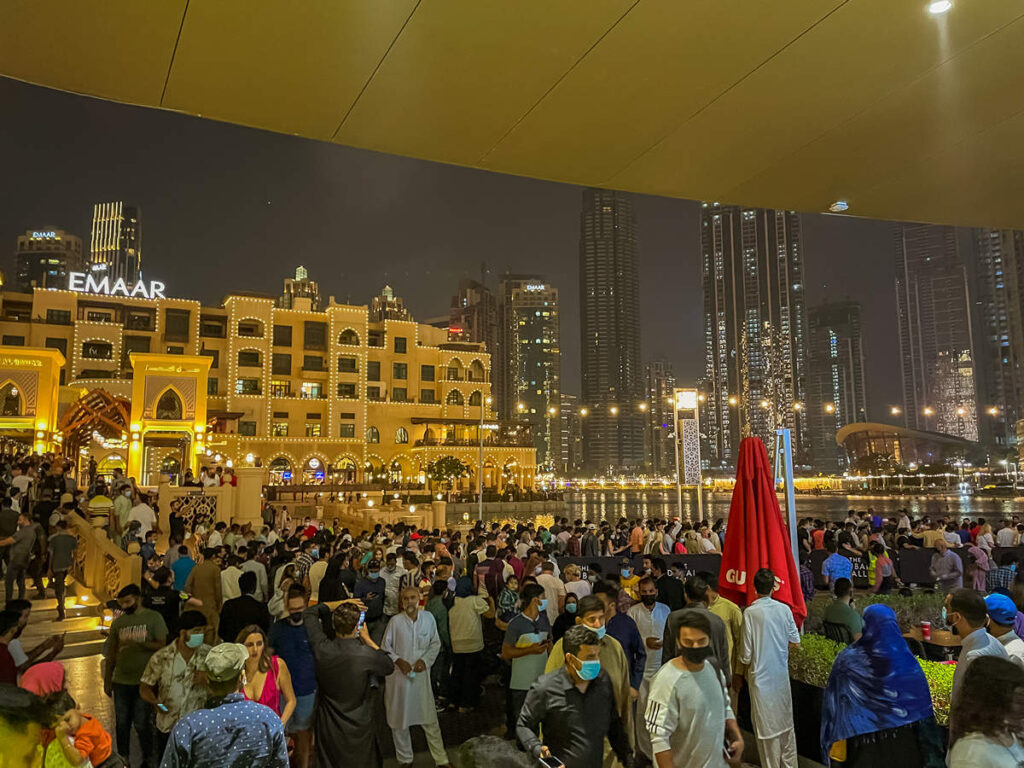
[287,612,304,626]
[679,645,713,664]
[122,604,138,615]
[640,594,657,607]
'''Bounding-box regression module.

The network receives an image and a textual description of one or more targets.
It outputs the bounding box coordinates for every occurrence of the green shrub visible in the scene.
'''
[804,591,945,635]
[788,632,954,725]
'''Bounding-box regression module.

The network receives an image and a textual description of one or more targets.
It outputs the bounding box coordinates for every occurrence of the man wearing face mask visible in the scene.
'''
[545,595,634,762]
[383,586,449,767]
[354,559,386,642]
[103,584,167,767]
[645,611,742,768]
[140,611,211,760]
[946,588,1008,703]
[517,624,633,768]
[628,577,669,682]
[270,584,318,768]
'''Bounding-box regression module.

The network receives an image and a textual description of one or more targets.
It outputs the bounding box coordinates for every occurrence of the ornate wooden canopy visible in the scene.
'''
[57,389,131,454]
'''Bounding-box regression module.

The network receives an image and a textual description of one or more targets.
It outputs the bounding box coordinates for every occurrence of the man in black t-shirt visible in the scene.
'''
[837,523,862,558]
[144,566,192,641]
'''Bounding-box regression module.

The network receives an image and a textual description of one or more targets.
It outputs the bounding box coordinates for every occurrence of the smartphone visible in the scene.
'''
[723,738,735,759]
[539,756,564,768]
[356,611,366,632]
[156,703,169,713]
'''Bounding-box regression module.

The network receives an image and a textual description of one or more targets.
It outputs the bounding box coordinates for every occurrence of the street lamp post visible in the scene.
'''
[479,395,492,522]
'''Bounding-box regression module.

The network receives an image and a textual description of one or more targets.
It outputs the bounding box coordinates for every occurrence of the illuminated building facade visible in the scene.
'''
[497,275,560,473]
[89,202,141,284]
[702,203,807,467]
[806,300,868,470]
[0,281,536,489]
[15,229,84,292]
[644,360,676,476]
[579,188,644,474]
[895,223,978,438]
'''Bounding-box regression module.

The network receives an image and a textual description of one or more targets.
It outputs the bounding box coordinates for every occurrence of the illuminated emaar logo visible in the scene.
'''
[67,272,167,300]
[32,231,56,239]
[525,284,546,291]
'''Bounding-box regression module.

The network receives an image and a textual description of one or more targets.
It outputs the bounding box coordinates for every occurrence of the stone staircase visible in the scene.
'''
[20,582,108,660]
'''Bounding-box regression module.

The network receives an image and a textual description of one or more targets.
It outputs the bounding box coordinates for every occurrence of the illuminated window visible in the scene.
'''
[272,422,288,436]
[366,426,380,443]
[395,427,409,444]
[305,423,321,437]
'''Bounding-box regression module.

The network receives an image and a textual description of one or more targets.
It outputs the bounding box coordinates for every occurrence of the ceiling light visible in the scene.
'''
[828,200,849,213]
[928,1,952,15]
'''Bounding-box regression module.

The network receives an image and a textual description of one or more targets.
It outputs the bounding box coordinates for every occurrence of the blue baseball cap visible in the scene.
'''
[984,593,1018,625]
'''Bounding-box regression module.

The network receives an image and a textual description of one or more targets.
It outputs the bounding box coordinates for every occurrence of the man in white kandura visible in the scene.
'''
[382,585,450,768]
[739,568,801,768]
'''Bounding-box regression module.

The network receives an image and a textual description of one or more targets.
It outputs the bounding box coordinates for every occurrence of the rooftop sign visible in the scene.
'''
[32,231,56,239]
[68,272,166,300]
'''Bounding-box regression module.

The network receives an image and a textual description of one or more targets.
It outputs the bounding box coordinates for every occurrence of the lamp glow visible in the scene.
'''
[928,0,952,15]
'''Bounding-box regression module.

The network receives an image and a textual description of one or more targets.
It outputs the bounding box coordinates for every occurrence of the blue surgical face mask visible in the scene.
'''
[538,598,548,613]
[621,569,631,578]
[186,632,204,648]
[566,603,577,614]
[577,659,601,681]
[368,571,380,580]
[594,624,606,640]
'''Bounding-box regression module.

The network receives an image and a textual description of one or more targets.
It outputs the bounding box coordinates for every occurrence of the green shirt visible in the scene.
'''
[104,608,168,685]
[823,599,864,639]
[425,596,450,649]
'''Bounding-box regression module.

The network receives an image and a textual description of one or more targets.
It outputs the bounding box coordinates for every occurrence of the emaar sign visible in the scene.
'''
[68,272,167,300]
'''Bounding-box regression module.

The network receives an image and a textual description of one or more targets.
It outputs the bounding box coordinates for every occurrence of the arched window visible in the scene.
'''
[446,389,464,406]
[395,427,409,444]
[468,391,482,406]
[469,360,486,381]
[155,389,183,420]
[0,383,22,417]
[338,329,360,346]
[366,426,380,444]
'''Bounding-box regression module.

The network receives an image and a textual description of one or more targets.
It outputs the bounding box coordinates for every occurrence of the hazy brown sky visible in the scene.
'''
[1,77,900,415]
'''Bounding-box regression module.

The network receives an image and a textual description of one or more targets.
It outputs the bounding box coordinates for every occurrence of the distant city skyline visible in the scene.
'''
[0,75,945,428]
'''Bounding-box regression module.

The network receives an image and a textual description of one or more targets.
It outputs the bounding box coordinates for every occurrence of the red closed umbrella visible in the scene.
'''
[718,436,806,626]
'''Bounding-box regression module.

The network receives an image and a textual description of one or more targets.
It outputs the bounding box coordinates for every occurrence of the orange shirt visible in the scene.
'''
[74,714,112,765]
[629,526,644,553]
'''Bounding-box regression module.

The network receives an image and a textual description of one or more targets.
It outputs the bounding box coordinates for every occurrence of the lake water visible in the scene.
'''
[543,490,1023,524]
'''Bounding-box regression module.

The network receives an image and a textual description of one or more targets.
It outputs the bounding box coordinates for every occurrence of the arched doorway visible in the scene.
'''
[159,454,182,483]
[334,457,357,484]
[302,456,326,483]
[97,453,126,481]
[269,456,293,483]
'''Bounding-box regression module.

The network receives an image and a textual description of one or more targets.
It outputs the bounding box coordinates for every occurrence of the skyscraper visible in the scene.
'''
[89,202,141,284]
[806,300,868,470]
[895,223,978,440]
[497,275,560,473]
[968,228,1024,449]
[449,278,498,366]
[579,188,644,474]
[279,265,321,310]
[369,285,411,322]
[644,360,677,476]
[702,204,807,468]
[559,393,583,476]
[15,229,84,291]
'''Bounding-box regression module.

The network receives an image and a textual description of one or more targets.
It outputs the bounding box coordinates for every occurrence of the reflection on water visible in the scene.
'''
[566,491,1024,523]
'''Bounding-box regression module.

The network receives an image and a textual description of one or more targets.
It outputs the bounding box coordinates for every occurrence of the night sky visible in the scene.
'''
[2,77,900,415]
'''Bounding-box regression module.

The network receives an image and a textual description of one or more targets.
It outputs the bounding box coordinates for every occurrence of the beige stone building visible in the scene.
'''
[0,283,536,491]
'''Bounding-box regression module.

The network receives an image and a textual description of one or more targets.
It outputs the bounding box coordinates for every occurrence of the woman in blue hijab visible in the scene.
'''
[821,604,944,767]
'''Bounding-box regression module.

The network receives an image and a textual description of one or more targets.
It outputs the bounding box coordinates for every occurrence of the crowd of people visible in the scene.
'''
[0,451,1022,768]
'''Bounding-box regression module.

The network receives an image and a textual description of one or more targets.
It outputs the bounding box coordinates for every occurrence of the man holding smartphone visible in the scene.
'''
[644,611,743,767]
[516,624,633,768]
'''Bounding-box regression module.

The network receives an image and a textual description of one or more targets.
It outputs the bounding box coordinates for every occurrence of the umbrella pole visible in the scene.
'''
[775,428,800,595]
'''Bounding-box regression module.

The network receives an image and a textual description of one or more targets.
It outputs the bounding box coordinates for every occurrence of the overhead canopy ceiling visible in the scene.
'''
[4,1,1024,228]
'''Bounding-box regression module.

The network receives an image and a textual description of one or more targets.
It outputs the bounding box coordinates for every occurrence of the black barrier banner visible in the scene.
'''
[557,554,721,583]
